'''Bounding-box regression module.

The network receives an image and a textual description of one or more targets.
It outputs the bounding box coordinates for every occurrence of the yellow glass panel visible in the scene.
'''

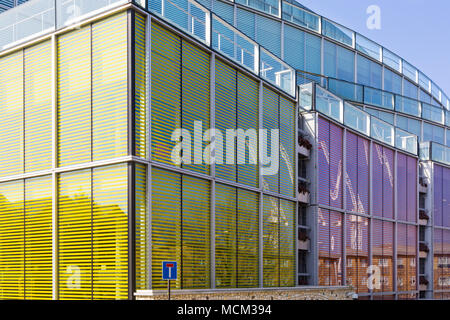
[181,39,210,174]
[263,195,279,287]
[151,168,181,289]
[215,183,237,288]
[92,164,128,300]
[135,13,147,159]
[24,175,52,300]
[151,22,181,165]
[135,163,147,290]
[279,199,295,287]
[0,180,24,299]
[57,26,92,167]
[181,175,210,289]
[58,170,92,300]
[237,188,259,287]
[24,41,52,173]
[0,52,24,176]
[92,13,128,161]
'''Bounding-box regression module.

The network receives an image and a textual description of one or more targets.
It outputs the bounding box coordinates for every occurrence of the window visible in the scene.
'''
[357,55,382,89]
[215,184,259,288]
[403,79,418,100]
[396,116,421,138]
[151,168,211,290]
[324,40,355,82]
[256,15,281,57]
[423,122,444,144]
[383,68,401,95]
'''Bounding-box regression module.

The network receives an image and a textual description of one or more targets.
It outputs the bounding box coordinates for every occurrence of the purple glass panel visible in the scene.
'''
[357,136,370,215]
[330,123,343,209]
[330,211,343,285]
[318,117,330,207]
[383,221,394,292]
[345,132,358,212]
[443,230,450,291]
[434,165,443,227]
[444,167,450,228]
[406,156,417,223]
[397,153,407,221]
[372,219,383,292]
[318,208,330,286]
[407,225,417,291]
[397,223,408,292]
[372,144,383,217]
[433,229,443,290]
[383,148,394,219]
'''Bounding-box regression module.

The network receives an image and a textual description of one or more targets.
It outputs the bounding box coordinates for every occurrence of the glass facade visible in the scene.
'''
[317,116,419,298]
[0,0,448,301]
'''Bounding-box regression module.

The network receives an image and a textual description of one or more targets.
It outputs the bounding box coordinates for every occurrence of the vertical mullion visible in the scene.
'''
[128,9,136,157]
[51,32,58,300]
[210,52,216,289]
[258,80,264,288]
[128,163,136,299]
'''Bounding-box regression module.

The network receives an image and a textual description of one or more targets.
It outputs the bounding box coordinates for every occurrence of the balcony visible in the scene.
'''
[297,184,310,204]
[298,229,310,251]
[419,276,429,291]
[419,177,428,194]
[297,136,311,158]
[419,242,429,259]
[419,209,429,226]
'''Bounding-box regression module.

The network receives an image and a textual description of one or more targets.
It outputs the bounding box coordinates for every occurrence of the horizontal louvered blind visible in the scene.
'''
[58,170,92,300]
[279,96,295,197]
[135,13,147,159]
[181,39,210,174]
[0,180,24,299]
[263,195,279,287]
[237,72,259,188]
[57,27,92,167]
[151,168,181,289]
[237,188,259,287]
[24,41,52,173]
[279,199,295,287]
[24,176,52,300]
[151,22,181,165]
[215,60,237,182]
[0,52,23,177]
[92,13,128,161]
[262,87,279,193]
[215,183,237,288]
[92,164,128,300]
[135,164,148,290]
[181,175,210,289]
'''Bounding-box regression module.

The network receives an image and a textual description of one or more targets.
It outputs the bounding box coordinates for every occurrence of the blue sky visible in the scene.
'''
[297,0,450,97]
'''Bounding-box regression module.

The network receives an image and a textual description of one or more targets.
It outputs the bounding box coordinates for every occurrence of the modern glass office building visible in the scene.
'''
[0,0,447,300]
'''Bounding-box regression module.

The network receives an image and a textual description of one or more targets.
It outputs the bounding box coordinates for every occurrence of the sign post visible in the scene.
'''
[162,261,177,300]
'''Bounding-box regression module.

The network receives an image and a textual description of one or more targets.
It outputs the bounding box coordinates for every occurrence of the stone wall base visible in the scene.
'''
[135,286,354,300]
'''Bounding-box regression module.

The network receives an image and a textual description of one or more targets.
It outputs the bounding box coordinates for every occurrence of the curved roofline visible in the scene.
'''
[220,0,449,110]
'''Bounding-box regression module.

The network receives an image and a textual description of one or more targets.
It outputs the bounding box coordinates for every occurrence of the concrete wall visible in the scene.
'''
[135,286,354,300]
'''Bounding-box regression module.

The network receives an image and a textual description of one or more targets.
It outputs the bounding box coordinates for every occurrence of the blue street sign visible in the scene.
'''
[162,261,177,280]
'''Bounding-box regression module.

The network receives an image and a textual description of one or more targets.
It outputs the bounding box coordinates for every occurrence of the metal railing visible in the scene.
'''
[0,0,296,96]
[151,0,296,96]
[299,81,418,155]
[297,70,447,129]
[420,141,450,166]
[218,0,449,109]
[0,0,130,51]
